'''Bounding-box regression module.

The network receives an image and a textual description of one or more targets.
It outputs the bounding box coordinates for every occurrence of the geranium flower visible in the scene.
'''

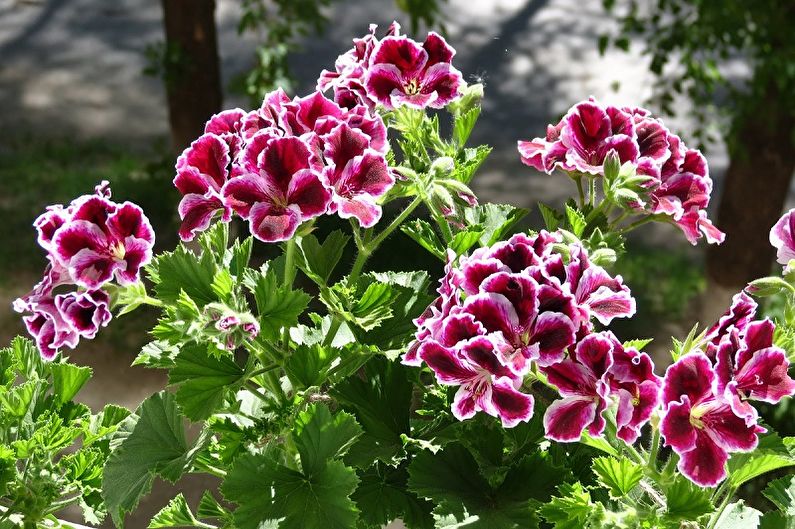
[559,100,639,174]
[174,133,233,241]
[320,123,393,227]
[365,32,462,109]
[52,195,154,289]
[204,108,245,156]
[714,319,795,425]
[222,136,331,242]
[566,245,636,325]
[770,208,795,269]
[543,333,614,441]
[418,339,534,428]
[317,22,401,110]
[660,353,764,487]
[609,338,662,443]
[703,292,758,359]
[55,290,112,339]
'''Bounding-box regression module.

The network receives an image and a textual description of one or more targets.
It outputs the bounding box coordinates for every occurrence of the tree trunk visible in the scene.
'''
[161,0,222,153]
[706,87,795,288]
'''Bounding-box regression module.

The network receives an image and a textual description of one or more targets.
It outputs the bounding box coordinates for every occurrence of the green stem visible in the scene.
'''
[368,196,424,250]
[609,210,630,230]
[575,175,586,207]
[282,239,297,347]
[618,215,656,234]
[706,487,734,529]
[245,382,273,405]
[248,363,280,379]
[432,211,454,243]
[589,177,596,207]
[646,426,661,476]
[323,196,423,348]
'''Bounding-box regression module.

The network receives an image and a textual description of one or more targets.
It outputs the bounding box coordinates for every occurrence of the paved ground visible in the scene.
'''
[0,1,738,527]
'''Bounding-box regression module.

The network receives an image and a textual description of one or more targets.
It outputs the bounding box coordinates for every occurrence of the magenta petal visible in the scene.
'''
[531,311,576,367]
[452,386,479,421]
[438,312,485,347]
[490,377,534,428]
[286,169,331,219]
[660,397,698,453]
[585,284,636,325]
[335,196,382,228]
[573,332,614,376]
[107,202,154,243]
[294,91,344,131]
[543,396,598,442]
[463,292,519,337]
[221,175,270,218]
[205,108,245,136]
[115,236,153,285]
[248,203,301,243]
[545,359,595,395]
[177,193,228,242]
[771,209,795,266]
[34,207,69,251]
[419,62,462,108]
[480,272,539,327]
[365,64,405,109]
[460,257,509,295]
[260,137,313,192]
[177,133,230,190]
[662,353,715,405]
[419,340,477,384]
[678,431,728,487]
[735,347,795,404]
[702,400,760,452]
[55,290,111,339]
[423,32,455,66]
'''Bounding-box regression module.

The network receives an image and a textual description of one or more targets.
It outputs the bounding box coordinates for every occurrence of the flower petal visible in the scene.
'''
[543,396,598,442]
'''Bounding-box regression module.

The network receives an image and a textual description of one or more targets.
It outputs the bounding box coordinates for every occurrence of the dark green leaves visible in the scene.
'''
[539,482,594,529]
[353,464,434,529]
[463,204,528,247]
[51,363,92,406]
[591,456,643,499]
[168,344,244,421]
[727,433,795,488]
[248,263,310,340]
[296,230,350,285]
[149,246,216,306]
[408,444,563,528]
[663,474,713,521]
[102,392,204,527]
[293,404,362,476]
[222,404,362,529]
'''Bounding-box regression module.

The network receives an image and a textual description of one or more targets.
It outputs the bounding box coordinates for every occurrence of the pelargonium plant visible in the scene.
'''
[5,22,795,529]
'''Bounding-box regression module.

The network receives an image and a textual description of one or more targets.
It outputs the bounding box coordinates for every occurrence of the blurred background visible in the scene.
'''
[1,0,793,525]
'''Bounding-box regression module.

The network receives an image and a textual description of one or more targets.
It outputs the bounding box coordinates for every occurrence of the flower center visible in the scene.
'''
[404,79,421,95]
[110,241,126,260]
[690,404,707,430]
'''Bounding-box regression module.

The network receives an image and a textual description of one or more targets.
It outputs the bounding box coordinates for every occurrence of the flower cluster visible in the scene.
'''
[404,231,637,427]
[660,293,795,486]
[518,98,723,245]
[14,183,154,359]
[544,331,662,444]
[175,90,393,242]
[317,22,463,110]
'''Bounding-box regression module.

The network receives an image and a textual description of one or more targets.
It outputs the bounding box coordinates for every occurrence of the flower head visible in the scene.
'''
[771,208,795,269]
[365,32,463,110]
[660,353,764,487]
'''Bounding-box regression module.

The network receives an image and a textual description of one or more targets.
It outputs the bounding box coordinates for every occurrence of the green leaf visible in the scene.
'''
[353,464,434,529]
[102,392,204,527]
[230,236,254,279]
[294,404,363,476]
[760,511,795,529]
[197,490,231,521]
[591,456,643,499]
[198,221,229,259]
[51,362,92,406]
[223,452,360,529]
[455,146,491,184]
[210,268,234,301]
[401,219,446,260]
[663,474,713,521]
[463,204,529,247]
[150,246,217,306]
[538,203,563,231]
[358,271,434,352]
[297,230,350,285]
[539,482,593,529]
[623,338,654,351]
[727,433,795,488]
[453,106,481,147]
[148,493,200,528]
[714,501,761,529]
[284,343,335,389]
[409,444,559,528]
[332,357,413,467]
[248,263,310,339]
[450,226,485,256]
[10,336,44,379]
[578,431,619,457]
[168,344,244,421]
[0,379,40,420]
[764,475,795,515]
[351,280,394,331]
[133,340,180,369]
[113,281,151,316]
[564,204,587,238]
